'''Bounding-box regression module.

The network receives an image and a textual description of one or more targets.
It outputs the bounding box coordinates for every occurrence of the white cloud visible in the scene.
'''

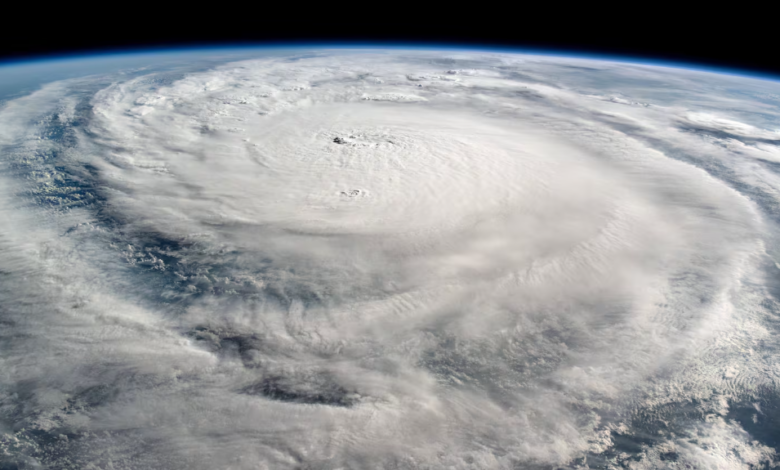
[0,50,779,469]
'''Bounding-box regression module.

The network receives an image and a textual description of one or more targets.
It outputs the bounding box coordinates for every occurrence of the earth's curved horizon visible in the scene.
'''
[1,46,780,469]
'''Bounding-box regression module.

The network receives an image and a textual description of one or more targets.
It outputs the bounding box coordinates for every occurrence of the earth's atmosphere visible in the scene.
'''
[1,47,780,469]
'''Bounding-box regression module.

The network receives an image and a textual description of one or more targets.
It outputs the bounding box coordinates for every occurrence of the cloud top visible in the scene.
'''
[0,50,779,469]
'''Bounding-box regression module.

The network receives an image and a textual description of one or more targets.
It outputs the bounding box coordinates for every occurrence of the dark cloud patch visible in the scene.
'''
[241,374,360,407]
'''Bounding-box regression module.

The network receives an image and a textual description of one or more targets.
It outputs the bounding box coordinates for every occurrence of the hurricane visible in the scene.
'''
[1,48,780,469]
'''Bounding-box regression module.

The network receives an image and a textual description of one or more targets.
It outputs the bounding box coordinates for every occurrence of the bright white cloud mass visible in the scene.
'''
[1,49,780,469]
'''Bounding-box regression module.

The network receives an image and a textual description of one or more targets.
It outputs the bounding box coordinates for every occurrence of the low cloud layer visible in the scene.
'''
[1,50,780,469]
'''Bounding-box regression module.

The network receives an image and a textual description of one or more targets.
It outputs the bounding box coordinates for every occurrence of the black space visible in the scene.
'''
[0,8,773,77]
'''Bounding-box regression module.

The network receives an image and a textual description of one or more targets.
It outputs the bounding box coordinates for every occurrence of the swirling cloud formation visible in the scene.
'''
[1,50,780,469]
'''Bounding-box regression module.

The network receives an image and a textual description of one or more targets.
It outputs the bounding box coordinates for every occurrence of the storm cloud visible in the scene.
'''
[0,50,779,469]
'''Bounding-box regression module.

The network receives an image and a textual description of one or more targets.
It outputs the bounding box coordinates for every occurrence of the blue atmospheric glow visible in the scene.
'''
[0,42,778,84]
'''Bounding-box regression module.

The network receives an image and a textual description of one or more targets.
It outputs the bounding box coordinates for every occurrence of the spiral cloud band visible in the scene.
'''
[1,50,780,469]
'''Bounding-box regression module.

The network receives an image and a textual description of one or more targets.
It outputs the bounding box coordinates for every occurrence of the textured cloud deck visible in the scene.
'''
[1,49,780,469]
